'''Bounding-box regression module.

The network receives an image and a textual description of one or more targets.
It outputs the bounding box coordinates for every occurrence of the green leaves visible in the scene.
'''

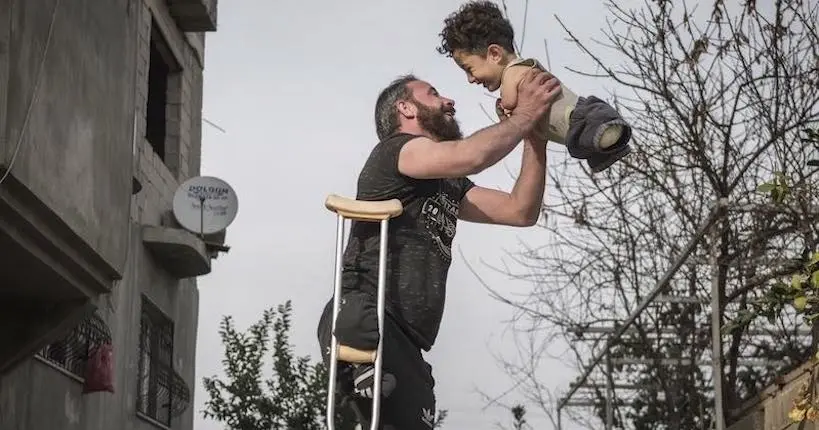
[201,301,453,429]
[756,183,775,193]
[724,252,819,335]
[756,172,791,203]
[201,301,358,430]
[794,296,808,311]
[793,274,808,291]
[727,147,819,334]
[202,301,449,429]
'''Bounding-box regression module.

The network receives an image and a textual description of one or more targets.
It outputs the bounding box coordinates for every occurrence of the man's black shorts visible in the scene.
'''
[317,292,437,430]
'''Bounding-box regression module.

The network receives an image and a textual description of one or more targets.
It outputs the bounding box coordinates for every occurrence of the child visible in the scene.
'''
[437,1,632,173]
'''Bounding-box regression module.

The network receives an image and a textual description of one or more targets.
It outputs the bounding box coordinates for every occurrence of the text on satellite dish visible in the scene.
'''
[187,185,231,201]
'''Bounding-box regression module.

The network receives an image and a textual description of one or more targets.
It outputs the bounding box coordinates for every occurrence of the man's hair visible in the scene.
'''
[374,74,418,140]
[437,1,516,57]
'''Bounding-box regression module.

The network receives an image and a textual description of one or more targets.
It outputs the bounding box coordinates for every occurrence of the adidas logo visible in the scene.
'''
[420,408,434,428]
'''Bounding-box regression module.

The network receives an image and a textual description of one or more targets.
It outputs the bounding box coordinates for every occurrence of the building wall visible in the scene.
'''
[728,360,818,430]
[2,0,136,276]
[0,238,200,430]
[0,0,212,428]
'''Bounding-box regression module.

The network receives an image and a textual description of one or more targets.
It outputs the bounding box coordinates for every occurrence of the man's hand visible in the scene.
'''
[509,69,562,132]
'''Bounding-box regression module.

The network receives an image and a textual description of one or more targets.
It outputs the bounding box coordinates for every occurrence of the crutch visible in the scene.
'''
[324,194,404,430]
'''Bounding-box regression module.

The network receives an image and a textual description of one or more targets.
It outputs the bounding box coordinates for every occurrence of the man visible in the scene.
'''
[317,68,560,429]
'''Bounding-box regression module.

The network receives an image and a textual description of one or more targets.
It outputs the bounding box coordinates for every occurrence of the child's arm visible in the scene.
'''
[499,62,546,113]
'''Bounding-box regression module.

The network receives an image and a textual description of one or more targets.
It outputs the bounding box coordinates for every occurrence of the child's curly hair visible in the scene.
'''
[437,1,516,57]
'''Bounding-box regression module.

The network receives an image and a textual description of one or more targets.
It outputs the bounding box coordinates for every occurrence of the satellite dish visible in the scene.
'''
[172,176,238,235]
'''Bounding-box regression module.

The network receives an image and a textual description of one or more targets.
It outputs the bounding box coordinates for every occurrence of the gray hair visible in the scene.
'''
[374,74,418,140]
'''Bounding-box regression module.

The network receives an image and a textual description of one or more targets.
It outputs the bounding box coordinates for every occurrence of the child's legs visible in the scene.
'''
[535,81,580,145]
[563,96,631,160]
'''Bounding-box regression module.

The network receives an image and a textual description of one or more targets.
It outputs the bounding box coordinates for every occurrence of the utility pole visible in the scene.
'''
[605,351,614,430]
[710,219,726,430]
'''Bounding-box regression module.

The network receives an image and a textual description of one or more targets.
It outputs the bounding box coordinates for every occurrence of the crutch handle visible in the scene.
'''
[338,345,376,363]
[325,194,403,221]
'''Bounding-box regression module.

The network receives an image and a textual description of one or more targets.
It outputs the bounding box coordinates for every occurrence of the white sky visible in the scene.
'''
[193,1,637,429]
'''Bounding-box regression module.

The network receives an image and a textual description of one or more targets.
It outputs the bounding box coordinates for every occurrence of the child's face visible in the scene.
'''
[452,45,509,92]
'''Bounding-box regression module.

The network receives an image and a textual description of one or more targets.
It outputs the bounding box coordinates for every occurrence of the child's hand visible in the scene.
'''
[509,69,561,131]
[495,99,513,121]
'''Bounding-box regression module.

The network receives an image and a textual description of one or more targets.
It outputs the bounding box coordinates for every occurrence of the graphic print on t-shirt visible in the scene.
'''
[420,180,461,262]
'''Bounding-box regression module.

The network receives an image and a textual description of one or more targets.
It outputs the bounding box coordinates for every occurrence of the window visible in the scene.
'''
[145,20,182,170]
[37,312,111,379]
[137,297,176,426]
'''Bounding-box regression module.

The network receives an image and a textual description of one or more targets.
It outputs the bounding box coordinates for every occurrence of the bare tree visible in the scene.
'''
[475,0,819,428]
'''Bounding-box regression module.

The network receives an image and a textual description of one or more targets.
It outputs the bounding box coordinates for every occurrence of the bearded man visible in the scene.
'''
[317,70,560,429]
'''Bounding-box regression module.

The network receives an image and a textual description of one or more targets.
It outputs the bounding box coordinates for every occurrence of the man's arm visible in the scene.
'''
[458,136,547,227]
[398,118,530,179]
[398,70,560,180]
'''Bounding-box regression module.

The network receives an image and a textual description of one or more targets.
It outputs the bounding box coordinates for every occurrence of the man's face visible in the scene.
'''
[405,81,463,141]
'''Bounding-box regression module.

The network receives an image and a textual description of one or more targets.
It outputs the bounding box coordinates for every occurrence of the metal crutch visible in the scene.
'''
[324,194,404,430]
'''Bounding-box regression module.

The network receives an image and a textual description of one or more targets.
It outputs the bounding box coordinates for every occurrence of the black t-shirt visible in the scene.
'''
[341,132,475,351]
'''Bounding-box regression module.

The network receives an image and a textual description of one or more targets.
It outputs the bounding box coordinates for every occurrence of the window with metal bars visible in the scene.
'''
[37,312,111,378]
[136,297,176,426]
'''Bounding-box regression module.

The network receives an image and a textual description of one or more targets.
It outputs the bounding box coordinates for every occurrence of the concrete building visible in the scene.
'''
[0,1,225,429]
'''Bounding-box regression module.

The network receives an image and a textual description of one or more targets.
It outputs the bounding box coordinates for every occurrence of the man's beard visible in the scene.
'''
[414,100,463,141]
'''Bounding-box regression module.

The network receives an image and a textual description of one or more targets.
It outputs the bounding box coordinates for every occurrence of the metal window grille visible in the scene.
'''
[136,297,190,425]
[37,312,112,378]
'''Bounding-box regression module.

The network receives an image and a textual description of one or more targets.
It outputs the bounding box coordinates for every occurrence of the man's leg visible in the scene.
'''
[317,298,362,426]
[317,294,436,430]
[350,313,436,430]
[317,293,385,428]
